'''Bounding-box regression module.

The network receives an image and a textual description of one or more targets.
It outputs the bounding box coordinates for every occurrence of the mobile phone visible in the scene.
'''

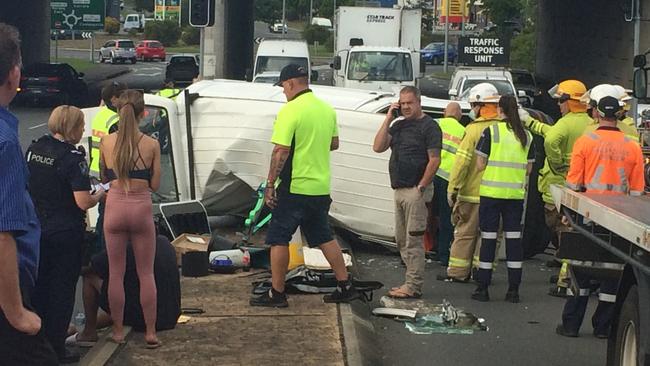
[392,105,401,119]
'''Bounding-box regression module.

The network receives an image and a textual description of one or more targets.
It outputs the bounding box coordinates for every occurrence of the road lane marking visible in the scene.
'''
[29,122,47,130]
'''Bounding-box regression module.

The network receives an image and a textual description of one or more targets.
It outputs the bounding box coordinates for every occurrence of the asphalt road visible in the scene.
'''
[352,242,606,366]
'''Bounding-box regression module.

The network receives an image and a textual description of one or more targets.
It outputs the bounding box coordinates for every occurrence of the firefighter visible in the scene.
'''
[433,102,465,266]
[613,85,638,132]
[438,83,501,282]
[556,95,644,338]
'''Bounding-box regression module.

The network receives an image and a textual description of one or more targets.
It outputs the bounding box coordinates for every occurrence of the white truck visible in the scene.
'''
[331,6,424,92]
[448,66,529,105]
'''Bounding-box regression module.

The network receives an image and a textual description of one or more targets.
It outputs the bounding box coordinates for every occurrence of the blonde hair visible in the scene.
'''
[48,105,84,142]
[113,90,145,191]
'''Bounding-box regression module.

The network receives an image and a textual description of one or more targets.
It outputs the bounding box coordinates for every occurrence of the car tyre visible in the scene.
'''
[110,54,116,64]
[608,285,639,366]
[131,58,137,64]
[433,56,440,65]
[99,52,104,63]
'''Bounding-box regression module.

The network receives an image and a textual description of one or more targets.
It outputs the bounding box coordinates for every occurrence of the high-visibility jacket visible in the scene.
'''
[538,112,592,204]
[436,117,465,181]
[89,107,119,175]
[585,119,639,141]
[479,122,533,200]
[157,88,182,100]
[447,118,500,203]
[566,127,644,196]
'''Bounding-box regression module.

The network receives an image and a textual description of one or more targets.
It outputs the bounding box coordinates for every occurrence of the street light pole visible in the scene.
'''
[310,0,313,24]
[443,0,450,73]
[282,0,286,37]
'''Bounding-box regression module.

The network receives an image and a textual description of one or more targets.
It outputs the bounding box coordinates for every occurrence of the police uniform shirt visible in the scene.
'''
[26,135,91,233]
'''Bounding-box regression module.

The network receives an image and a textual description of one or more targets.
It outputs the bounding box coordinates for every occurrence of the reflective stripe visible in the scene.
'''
[630,190,644,196]
[567,288,574,296]
[618,167,628,189]
[587,133,599,140]
[586,165,628,193]
[436,168,450,180]
[507,261,523,269]
[492,124,500,143]
[487,160,527,169]
[478,261,493,269]
[480,179,524,189]
[448,257,470,268]
[105,114,119,128]
[442,143,457,154]
[599,293,617,303]
[90,140,101,149]
[481,232,498,239]
[566,182,583,191]
[505,231,521,239]
[475,150,488,158]
[578,288,590,296]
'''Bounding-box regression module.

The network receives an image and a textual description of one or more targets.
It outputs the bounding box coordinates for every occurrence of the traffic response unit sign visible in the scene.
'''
[51,0,105,30]
[458,37,510,67]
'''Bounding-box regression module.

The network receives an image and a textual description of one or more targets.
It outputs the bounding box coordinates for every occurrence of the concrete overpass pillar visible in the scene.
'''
[0,0,50,66]
[536,0,649,88]
[202,0,254,80]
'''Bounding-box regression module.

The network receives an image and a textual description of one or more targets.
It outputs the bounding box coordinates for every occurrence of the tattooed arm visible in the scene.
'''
[265,143,291,208]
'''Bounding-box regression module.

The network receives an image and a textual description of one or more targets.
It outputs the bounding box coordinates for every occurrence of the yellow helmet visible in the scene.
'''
[548,80,587,102]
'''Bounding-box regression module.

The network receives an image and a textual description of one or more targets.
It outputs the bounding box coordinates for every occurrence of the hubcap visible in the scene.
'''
[621,321,637,366]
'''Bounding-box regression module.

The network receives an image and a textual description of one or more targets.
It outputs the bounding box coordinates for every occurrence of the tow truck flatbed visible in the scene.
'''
[552,186,650,252]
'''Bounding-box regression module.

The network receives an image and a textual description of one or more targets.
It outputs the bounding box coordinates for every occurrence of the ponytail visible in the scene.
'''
[113,90,145,191]
[499,95,527,148]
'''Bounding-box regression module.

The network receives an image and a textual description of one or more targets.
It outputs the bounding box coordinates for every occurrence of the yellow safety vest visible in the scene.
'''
[156,88,181,100]
[436,117,465,181]
[89,107,119,175]
[479,122,533,200]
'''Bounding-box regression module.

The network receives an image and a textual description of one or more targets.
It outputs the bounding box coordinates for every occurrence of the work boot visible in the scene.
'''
[323,280,360,303]
[555,324,579,338]
[505,286,520,303]
[548,285,569,298]
[436,272,469,283]
[471,286,490,302]
[250,287,288,308]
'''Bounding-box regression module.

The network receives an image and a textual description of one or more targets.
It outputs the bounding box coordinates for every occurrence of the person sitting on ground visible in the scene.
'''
[67,235,180,346]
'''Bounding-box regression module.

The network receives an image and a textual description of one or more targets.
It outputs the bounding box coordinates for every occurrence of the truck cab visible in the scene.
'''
[332,46,417,91]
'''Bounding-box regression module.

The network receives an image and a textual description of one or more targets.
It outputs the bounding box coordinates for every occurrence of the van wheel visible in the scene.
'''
[609,285,639,366]
[131,58,136,64]
[110,54,116,64]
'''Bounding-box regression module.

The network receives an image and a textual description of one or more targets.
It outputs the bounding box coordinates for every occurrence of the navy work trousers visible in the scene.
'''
[32,229,85,357]
[433,176,453,265]
[476,196,524,288]
[561,270,618,336]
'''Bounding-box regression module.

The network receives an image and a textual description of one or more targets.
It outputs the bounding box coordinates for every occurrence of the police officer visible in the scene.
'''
[27,105,105,363]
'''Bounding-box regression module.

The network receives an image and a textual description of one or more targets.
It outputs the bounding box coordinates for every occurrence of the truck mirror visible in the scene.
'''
[333,56,341,70]
[448,88,458,97]
[633,54,647,68]
[245,68,252,82]
[633,68,647,99]
[517,90,526,97]
[311,70,319,82]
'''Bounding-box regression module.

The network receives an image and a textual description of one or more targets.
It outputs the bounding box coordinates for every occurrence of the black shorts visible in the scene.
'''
[265,191,334,247]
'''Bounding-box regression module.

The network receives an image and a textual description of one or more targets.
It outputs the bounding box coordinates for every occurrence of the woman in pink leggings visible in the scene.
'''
[100,90,162,348]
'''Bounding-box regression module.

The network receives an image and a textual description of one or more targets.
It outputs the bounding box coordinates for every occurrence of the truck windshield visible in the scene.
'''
[255,56,309,74]
[347,51,413,82]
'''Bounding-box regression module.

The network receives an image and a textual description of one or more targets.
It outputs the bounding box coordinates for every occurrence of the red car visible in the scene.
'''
[135,40,166,62]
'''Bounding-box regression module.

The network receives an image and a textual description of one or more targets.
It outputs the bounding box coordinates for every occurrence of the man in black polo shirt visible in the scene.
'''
[373,86,442,298]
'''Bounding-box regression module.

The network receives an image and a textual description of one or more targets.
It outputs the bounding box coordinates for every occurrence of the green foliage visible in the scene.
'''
[181,26,200,46]
[510,27,536,70]
[144,20,182,46]
[134,0,154,12]
[128,28,139,37]
[303,24,330,45]
[255,0,283,25]
[104,17,120,34]
[482,0,523,27]
[421,32,446,47]
[255,0,355,25]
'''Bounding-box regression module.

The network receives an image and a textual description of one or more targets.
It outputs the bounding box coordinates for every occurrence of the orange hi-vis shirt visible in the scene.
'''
[566,127,645,196]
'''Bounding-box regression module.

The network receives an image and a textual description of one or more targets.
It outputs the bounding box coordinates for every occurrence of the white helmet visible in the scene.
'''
[613,85,632,102]
[581,84,625,107]
[467,83,500,104]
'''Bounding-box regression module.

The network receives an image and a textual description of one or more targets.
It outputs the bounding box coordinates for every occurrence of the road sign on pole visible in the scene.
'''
[50,0,105,31]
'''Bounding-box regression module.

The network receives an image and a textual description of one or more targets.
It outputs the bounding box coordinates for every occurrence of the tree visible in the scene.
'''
[254,0,283,25]
[481,0,523,28]
[134,0,154,12]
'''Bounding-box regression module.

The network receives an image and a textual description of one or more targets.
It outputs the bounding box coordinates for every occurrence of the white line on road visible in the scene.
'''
[132,72,162,77]
[29,122,47,130]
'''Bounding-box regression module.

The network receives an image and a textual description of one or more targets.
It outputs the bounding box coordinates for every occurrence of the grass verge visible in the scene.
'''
[54,58,97,73]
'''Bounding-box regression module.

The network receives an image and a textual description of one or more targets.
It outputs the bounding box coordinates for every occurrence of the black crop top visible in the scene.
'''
[104,135,152,182]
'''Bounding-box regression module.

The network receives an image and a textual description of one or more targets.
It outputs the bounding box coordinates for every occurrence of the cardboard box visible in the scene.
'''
[171,233,211,266]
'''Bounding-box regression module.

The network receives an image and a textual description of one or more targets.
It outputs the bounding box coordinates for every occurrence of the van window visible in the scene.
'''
[255,56,308,74]
[126,15,137,21]
[117,40,135,49]
[141,106,179,203]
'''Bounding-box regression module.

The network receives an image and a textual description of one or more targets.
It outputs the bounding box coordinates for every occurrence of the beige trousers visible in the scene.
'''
[447,201,480,279]
[394,186,431,293]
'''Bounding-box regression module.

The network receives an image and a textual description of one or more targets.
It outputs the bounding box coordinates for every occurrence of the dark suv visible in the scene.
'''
[15,63,88,106]
[165,54,199,83]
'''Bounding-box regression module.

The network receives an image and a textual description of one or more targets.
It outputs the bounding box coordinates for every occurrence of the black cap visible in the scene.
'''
[597,96,622,118]
[274,64,309,86]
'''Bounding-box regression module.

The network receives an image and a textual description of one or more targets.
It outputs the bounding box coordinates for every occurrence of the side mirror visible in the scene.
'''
[634,54,647,68]
[633,68,647,99]
[245,68,252,82]
[78,72,85,78]
[311,70,318,82]
[333,56,341,70]
[519,97,530,106]
[448,88,458,97]
[517,90,526,97]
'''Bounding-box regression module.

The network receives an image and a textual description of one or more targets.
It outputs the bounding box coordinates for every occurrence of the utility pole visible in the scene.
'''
[632,0,641,126]
[443,0,450,73]
[282,0,286,37]
[310,0,313,24]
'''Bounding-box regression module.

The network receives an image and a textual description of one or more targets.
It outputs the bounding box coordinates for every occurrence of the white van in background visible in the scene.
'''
[250,39,317,82]
[311,17,332,28]
[123,14,145,32]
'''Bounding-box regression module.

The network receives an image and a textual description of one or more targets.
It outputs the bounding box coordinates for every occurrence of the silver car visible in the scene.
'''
[99,39,137,64]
